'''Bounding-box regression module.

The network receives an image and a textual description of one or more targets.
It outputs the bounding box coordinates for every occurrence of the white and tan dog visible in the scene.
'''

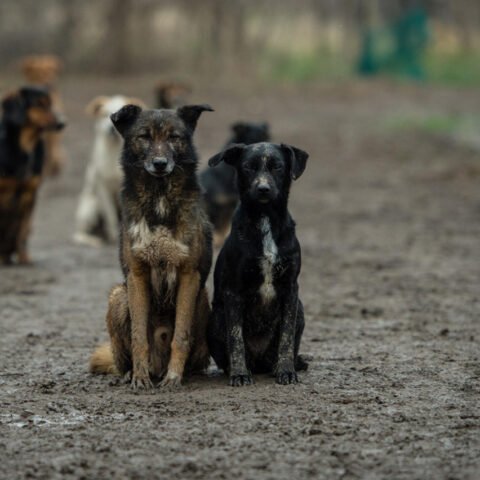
[73,95,145,247]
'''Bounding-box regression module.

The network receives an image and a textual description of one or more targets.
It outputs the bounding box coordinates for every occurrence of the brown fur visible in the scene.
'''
[20,55,66,177]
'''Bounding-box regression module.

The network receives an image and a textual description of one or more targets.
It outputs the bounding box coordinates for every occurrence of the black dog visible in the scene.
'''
[0,86,65,264]
[200,122,270,247]
[207,142,309,386]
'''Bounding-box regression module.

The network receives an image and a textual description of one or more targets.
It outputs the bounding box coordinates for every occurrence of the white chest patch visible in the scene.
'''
[259,216,278,304]
[156,197,168,218]
[128,217,189,266]
[129,217,155,250]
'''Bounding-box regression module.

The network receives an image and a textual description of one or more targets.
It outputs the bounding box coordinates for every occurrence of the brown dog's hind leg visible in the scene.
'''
[106,284,133,377]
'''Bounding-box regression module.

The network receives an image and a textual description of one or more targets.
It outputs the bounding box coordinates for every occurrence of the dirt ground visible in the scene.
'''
[0,76,479,480]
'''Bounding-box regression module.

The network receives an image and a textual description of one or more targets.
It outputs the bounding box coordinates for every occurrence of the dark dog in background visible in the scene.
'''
[0,86,65,264]
[207,142,309,386]
[200,122,270,247]
[90,103,213,389]
[20,55,66,177]
[154,81,191,109]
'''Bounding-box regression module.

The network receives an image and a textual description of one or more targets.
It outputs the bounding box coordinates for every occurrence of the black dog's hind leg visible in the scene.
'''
[224,291,252,386]
[275,283,300,385]
[207,310,229,373]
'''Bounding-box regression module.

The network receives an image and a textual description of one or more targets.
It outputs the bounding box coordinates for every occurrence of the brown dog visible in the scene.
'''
[154,81,191,109]
[90,103,213,389]
[20,55,66,177]
[0,87,65,264]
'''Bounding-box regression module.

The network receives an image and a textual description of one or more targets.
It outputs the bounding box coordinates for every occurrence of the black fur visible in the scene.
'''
[199,122,270,242]
[207,142,309,386]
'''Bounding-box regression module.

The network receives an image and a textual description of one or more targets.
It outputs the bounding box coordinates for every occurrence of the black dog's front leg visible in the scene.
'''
[224,290,252,386]
[275,282,299,385]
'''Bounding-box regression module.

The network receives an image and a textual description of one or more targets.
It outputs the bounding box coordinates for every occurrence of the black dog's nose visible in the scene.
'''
[153,157,168,170]
[257,184,271,194]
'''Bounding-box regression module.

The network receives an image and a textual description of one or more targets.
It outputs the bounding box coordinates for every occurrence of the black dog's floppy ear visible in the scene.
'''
[281,143,309,180]
[177,104,214,132]
[208,143,245,168]
[110,104,142,137]
[2,91,26,126]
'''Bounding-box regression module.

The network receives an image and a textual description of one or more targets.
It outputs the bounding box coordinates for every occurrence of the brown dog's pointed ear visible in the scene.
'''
[1,92,26,126]
[281,143,309,180]
[110,104,142,137]
[177,104,214,132]
[208,143,245,168]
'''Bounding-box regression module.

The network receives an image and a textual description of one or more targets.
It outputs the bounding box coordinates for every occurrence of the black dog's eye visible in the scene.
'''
[169,134,182,141]
[273,164,284,172]
[138,132,151,140]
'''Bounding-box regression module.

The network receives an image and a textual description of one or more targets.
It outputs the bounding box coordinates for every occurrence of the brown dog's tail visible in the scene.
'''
[89,343,117,375]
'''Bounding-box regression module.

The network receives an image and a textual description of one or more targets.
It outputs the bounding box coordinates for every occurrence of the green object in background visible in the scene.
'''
[358,8,429,80]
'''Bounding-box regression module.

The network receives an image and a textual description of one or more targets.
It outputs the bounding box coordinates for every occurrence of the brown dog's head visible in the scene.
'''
[2,87,66,131]
[111,104,213,178]
[155,81,191,109]
[20,55,62,86]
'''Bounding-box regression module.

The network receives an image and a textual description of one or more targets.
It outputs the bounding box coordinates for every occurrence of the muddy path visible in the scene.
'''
[0,77,479,479]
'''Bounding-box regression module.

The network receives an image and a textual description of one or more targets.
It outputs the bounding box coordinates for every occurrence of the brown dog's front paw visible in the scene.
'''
[229,373,253,387]
[275,370,298,385]
[131,373,154,391]
[160,370,182,389]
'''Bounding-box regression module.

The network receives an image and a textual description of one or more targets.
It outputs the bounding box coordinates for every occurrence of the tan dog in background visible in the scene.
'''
[73,95,145,247]
[20,54,66,177]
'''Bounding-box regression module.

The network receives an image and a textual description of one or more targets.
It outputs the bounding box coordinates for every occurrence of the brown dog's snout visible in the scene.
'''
[53,112,66,131]
[152,157,168,171]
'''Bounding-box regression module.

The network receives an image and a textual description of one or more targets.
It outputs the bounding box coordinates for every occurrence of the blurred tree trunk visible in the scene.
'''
[105,0,132,74]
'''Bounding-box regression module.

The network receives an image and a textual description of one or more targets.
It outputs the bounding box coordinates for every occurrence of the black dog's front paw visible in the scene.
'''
[229,373,253,387]
[276,370,298,385]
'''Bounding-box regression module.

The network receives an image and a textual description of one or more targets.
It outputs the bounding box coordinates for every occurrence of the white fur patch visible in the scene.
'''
[156,197,168,217]
[259,216,278,304]
[129,217,154,249]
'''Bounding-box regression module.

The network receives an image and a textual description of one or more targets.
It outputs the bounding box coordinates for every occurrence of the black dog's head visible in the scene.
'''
[2,86,65,131]
[208,142,308,205]
[111,104,213,178]
[228,121,270,145]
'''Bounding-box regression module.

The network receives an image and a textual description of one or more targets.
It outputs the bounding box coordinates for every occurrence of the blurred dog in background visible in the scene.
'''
[200,121,270,247]
[0,86,65,264]
[154,81,191,109]
[73,95,145,247]
[21,54,66,177]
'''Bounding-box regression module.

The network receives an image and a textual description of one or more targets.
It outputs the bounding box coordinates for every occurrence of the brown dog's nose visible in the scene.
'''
[55,114,67,131]
[152,157,168,170]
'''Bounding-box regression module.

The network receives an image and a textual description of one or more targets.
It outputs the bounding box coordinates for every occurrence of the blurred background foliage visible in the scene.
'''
[0,0,479,86]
